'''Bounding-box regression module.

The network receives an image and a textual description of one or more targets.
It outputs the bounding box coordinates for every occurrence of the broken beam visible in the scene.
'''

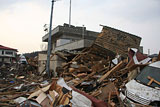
[98,59,127,83]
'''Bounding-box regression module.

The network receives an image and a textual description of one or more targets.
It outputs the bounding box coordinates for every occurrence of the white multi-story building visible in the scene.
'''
[0,45,18,64]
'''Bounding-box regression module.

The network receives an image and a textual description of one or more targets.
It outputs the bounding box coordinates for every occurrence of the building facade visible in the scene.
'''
[0,45,18,65]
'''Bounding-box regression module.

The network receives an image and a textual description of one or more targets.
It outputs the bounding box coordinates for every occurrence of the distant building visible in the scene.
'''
[0,45,18,65]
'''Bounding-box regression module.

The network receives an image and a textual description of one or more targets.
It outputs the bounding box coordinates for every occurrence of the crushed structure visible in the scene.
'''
[95,26,142,57]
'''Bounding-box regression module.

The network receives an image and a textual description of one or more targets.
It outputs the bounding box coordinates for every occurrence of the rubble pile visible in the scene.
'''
[27,56,38,70]
[0,59,48,106]
[60,45,127,106]
[59,47,148,106]
[13,47,158,107]
[0,26,160,107]
[57,47,159,107]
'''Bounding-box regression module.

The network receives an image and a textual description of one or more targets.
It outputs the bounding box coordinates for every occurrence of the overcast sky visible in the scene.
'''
[0,0,159,54]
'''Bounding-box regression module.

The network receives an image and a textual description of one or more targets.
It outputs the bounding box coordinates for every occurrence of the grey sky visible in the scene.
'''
[0,0,159,54]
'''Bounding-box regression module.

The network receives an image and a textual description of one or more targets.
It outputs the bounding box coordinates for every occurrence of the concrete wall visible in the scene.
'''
[0,58,2,62]
[52,55,65,72]
[55,39,94,51]
[38,53,53,74]
[4,58,11,63]
[38,53,65,74]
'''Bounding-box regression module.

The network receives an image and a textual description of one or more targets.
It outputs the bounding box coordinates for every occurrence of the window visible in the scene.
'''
[2,51,4,55]
[56,39,71,46]
[5,51,13,55]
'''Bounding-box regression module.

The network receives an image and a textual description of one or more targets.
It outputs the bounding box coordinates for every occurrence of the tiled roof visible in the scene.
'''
[0,45,18,52]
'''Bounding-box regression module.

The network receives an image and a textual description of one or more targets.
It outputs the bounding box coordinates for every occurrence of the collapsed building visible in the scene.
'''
[95,25,142,57]
[40,23,142,73]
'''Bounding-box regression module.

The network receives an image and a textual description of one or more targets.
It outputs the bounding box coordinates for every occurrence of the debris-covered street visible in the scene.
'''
[0,25,160,107]
[0,1,160,107]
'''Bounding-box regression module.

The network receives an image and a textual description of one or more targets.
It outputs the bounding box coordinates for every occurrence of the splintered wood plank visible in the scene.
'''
[148,76,160,85]
[73,71,96,87]
[98,59,127,83]
[28,84,51,99]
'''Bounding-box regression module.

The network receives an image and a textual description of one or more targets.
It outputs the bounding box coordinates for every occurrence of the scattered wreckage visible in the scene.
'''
[120,58,160,107]
[0,26,160,107]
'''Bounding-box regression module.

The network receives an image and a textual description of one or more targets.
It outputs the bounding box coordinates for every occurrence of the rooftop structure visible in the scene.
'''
[42,23,99,52]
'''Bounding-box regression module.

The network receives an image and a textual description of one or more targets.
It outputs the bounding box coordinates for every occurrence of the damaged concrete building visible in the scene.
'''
[40,23,142,72]
[39,23,99,72]
[42,23,99,52]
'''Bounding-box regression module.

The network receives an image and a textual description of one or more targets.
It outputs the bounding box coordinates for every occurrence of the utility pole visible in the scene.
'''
[69,0,71,27]
[46,0,55,78]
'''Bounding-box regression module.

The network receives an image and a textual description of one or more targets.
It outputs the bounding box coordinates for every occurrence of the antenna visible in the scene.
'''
[43,24,49,33]
[69,0,71,27]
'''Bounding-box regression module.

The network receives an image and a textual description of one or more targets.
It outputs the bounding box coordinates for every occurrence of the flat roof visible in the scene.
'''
[42,24,99,42]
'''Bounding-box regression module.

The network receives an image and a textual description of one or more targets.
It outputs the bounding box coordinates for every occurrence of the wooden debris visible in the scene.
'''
[147,76,160,86]
[1,25,158,107]
[98,59,127,83]
[157,51,160,61]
